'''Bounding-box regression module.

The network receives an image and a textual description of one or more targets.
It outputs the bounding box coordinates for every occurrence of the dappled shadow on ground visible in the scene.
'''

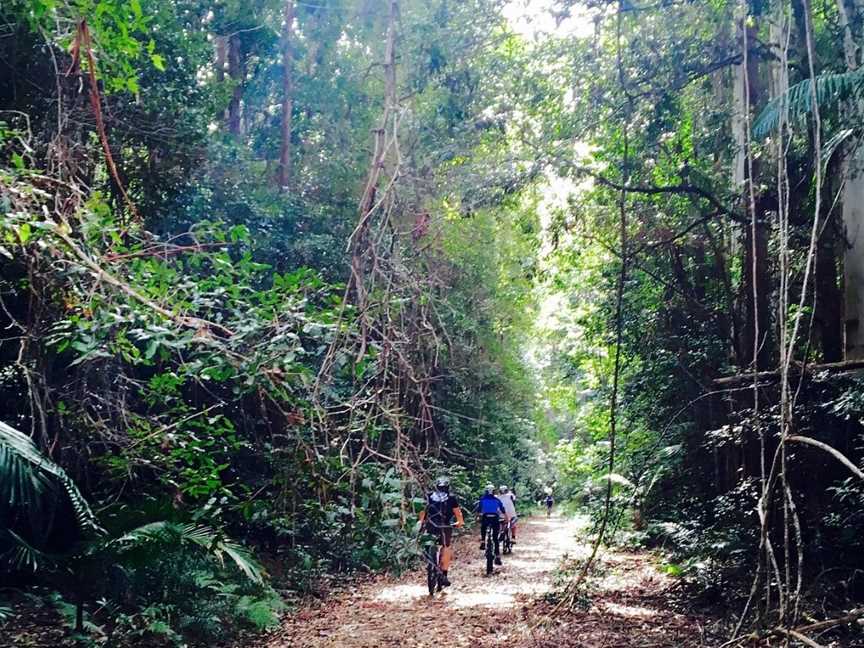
[523,551,707,648]
[258,515,707,648]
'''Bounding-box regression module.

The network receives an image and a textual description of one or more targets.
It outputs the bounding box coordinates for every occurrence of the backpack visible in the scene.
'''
[426,491,452,527]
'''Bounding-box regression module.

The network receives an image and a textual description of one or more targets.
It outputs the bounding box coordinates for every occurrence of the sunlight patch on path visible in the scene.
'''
[374,583,428,603]
[373,514,586,611]
[601,601,661,618]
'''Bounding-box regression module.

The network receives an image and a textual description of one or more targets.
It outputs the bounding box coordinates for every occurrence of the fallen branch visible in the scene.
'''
[796,608,864,632]
[780,629,825,648]
[787,436,864,481]
[720,608,864,647]
[52,222,236,338]
[713,359,864,386]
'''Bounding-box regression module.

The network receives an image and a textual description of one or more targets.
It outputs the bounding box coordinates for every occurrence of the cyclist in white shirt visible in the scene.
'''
[497,485,518,541]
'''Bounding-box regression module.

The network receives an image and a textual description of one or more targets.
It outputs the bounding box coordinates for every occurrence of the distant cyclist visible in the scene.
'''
[418,477,464,587]
[475,484,507,565]
[497,485,518,542]
[544,493,554,517]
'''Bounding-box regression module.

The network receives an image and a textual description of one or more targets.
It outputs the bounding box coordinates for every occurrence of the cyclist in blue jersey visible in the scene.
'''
[475,484,508,565]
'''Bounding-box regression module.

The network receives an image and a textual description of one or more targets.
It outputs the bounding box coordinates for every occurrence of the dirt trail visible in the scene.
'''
[263,514,703,648]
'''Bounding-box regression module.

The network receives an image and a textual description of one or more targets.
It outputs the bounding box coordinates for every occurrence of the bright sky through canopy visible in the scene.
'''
[503,0,595,39]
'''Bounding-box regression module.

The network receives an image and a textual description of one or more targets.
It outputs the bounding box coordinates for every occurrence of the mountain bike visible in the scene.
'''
[482,522,496,575]
[422,524,451,596]
[500,518,514,555]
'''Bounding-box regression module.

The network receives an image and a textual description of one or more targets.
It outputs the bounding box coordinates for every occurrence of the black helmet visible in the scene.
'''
[435,476,450,492]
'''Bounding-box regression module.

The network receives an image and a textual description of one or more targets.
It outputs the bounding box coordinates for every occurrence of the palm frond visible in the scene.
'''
[822,128,858,171]
[0,529,52,572]
[0,421,101,535]
[753,68,864,138]
[109,521,264,583]
[214,538,265,584]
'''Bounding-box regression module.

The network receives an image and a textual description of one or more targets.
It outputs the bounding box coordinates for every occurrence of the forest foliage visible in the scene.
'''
[1,0,547,642]
[4,0,864,644]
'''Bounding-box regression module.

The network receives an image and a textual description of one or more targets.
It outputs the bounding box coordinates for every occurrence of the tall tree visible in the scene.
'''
[277,0,295,190]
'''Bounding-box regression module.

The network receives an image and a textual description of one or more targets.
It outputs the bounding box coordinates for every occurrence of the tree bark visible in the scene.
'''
[836,0,864,358]
[741,215,771,369]
[816,222,843,363]
[733,11,772,370]
[214,35,226,83]
[277,1,295,191]
[227,34,243,135]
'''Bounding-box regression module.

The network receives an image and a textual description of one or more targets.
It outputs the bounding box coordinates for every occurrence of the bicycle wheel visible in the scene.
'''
[485,530,494,575]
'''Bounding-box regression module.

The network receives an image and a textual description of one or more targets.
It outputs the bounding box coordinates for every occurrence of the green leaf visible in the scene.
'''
[17,223,31,244]
[151,54,166,72]
[144,340,160,360]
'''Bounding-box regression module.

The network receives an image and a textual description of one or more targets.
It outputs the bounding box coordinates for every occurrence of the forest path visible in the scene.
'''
[262,514,705,648]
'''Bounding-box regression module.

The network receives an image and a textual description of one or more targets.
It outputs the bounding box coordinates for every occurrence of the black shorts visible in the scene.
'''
[428,525,453,547]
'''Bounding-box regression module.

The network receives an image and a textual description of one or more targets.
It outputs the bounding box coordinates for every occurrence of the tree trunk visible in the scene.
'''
[816,229,844,362]
[843,163,864,359]
[741,214,771,369]
[277,1,295,191]
[227,34,243,135]
[214,35,226,83]
[836,0,864,358]
[817,160,844,363]
[733,9,772,370]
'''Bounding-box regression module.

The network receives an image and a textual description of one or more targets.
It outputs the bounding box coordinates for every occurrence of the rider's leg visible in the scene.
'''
[440,528,453,586]
[511,519,517,540]
[480,516,491,549]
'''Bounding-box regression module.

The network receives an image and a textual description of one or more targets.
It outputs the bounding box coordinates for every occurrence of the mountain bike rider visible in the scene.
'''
[418,477,464,587]
[497,485,517,542]
[545,492,554,517]
[476,484,508,565]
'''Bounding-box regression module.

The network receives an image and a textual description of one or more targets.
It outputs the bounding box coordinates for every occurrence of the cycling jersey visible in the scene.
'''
[497,493,516,519]
[476,493,506,516]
